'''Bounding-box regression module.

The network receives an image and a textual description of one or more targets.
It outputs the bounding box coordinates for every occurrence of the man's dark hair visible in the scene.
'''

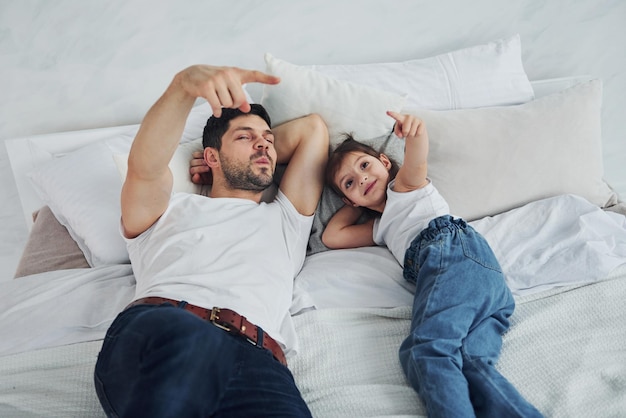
[326,134,400,199]
[202,104,272,150]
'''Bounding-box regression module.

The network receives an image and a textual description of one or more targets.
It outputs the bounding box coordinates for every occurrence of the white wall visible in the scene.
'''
[1,0,624,277]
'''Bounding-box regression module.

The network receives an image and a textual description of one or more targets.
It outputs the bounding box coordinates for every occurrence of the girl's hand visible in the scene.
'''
[386,111,426,139]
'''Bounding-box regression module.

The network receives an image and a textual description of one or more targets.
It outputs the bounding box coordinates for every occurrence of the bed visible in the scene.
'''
[2,34,626,417]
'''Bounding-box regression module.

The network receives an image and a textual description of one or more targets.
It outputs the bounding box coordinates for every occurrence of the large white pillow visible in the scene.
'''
[417,79,618,220]
[28,138,130,266]
[260,53,407,147]
[27,101,216,266]
[307,34,534,110]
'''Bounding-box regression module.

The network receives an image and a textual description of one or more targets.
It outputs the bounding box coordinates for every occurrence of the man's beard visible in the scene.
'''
[220,151,274,191]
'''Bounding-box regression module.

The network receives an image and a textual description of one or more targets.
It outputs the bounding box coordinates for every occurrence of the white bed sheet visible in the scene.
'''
[0,265,134,357]
[472,194,626,295]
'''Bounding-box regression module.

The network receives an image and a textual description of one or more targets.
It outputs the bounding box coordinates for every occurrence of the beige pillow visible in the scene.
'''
[14,206,90,278]
[410,79,618,220]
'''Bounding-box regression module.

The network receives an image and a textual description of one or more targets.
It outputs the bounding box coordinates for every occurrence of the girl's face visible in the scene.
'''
[333,151,392,211]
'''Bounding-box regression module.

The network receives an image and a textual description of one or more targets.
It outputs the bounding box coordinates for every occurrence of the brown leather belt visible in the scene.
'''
[126,296,287,366]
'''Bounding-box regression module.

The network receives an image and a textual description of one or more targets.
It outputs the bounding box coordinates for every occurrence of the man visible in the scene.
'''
[94,64,329,417]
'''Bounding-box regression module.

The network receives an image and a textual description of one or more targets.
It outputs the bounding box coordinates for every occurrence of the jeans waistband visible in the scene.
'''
[419,215,468,241]
[126,297,287,366]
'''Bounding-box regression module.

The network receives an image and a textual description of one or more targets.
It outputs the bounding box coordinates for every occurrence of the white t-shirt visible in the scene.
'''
[373,180,449,267]
[124,190,314,355]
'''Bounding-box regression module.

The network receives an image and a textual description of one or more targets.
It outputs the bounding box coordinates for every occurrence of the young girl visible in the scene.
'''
[322,111,543,418]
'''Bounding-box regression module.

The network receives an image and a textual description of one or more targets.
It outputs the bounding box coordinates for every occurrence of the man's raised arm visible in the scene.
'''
[121,65,280,238]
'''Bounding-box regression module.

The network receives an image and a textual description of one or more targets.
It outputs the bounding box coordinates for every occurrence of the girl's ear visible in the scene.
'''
[380,153,392,171]
[342,197,359,207]
[204,147,220,168]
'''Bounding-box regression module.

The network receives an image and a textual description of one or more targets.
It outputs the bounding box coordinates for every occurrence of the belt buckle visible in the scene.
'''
[209,307,231,332]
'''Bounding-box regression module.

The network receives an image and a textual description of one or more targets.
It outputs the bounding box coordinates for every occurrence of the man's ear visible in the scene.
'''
[204,147,220,168]
[380,153,392,171]
[342,197,359,207]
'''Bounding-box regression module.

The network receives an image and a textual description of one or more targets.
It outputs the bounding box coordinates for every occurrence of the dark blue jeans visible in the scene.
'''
[399,216,543,418]
[94,303,312,417]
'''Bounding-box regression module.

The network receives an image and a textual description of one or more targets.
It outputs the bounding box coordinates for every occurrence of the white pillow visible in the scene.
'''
[27,101,218,267]
[28,138,130,267]
[112,138,204,195]
[416,79,618,220]
[260,53,407,147]
[306,34,534,110]
[530,75,594,99]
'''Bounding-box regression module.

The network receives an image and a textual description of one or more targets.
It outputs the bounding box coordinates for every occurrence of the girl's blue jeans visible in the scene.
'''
[94,303,311,417]
[399,215,543,418]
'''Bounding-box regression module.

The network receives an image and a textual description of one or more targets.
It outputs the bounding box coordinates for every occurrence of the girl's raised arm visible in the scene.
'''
[386,111,430,193]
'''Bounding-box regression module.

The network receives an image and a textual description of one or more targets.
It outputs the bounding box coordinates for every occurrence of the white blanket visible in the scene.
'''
[289,266,626,418]
[0,341,105,417]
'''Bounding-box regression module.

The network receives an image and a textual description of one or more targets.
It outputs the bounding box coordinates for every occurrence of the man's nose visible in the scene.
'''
[255,137,269,149]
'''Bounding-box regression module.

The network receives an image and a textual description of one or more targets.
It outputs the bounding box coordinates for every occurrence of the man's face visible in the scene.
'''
[218,114,277,191]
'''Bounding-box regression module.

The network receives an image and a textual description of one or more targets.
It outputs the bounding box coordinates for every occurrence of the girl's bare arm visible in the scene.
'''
[322,205,375,249]
[386,111,430,193]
